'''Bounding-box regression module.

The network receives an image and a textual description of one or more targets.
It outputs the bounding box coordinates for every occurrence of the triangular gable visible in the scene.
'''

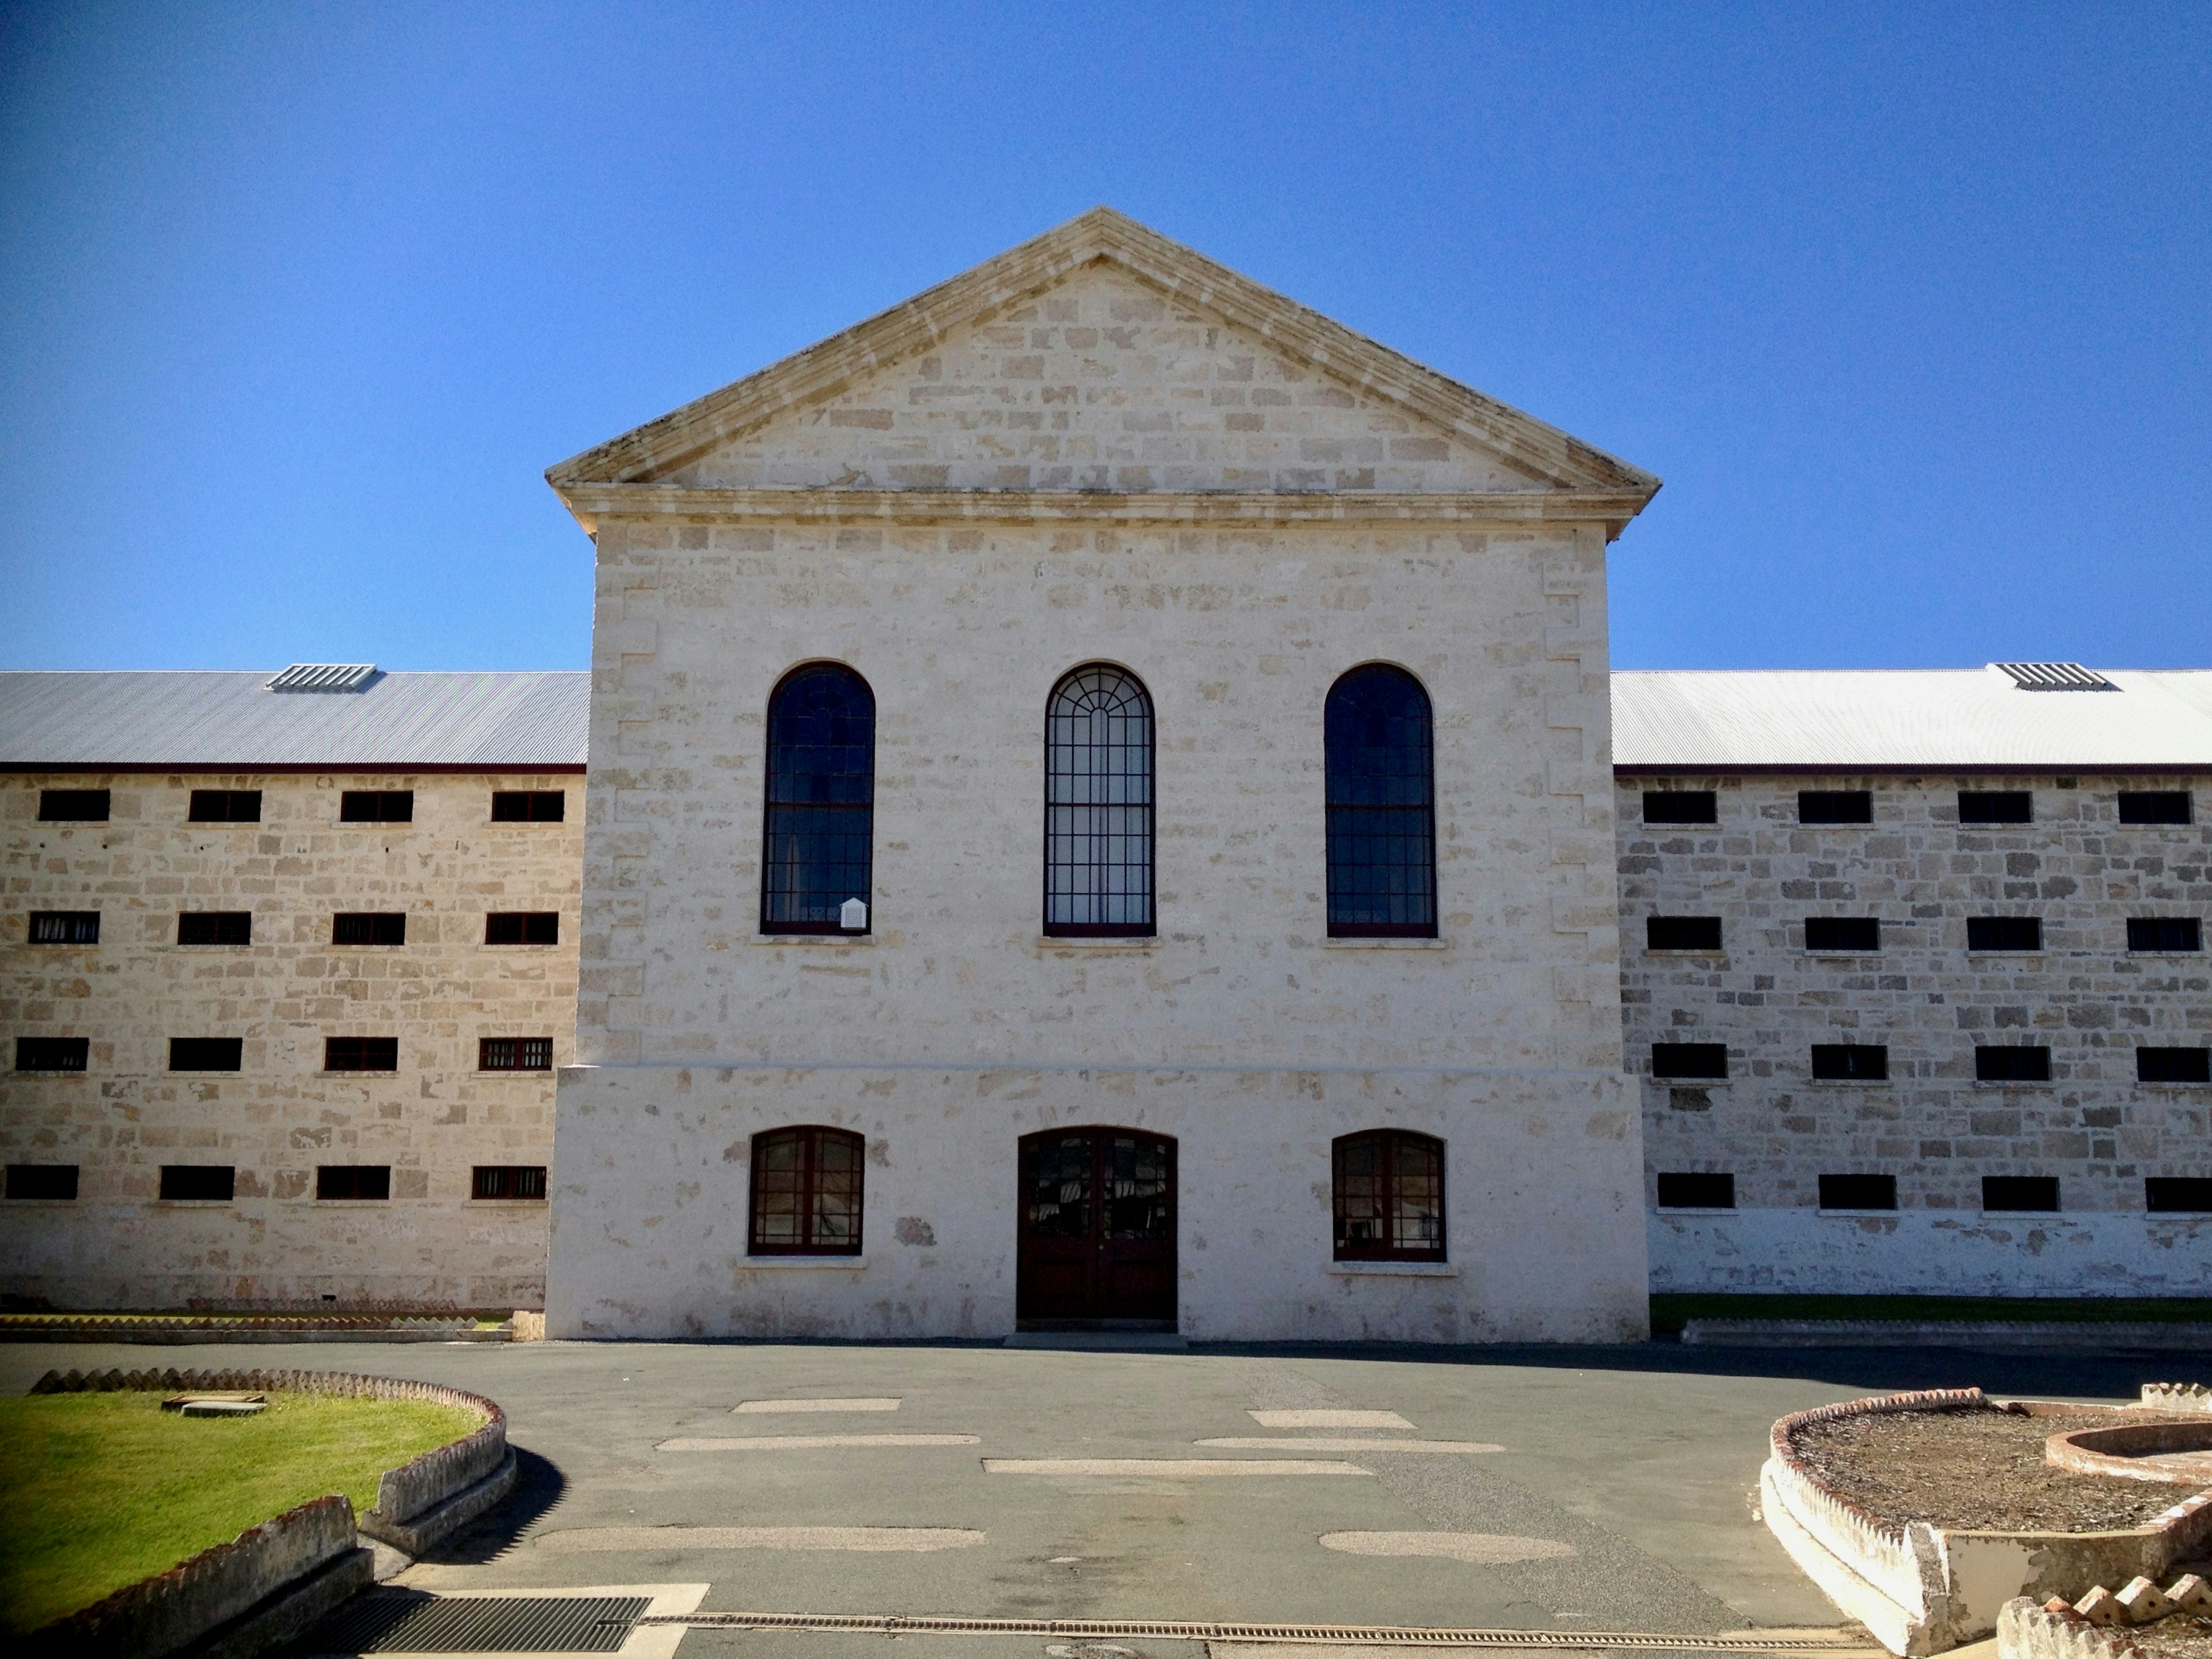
[548,209,1658,512]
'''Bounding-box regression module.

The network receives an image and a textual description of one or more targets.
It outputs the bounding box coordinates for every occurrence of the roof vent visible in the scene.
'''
[267,663,380,693]
[1993,662,2116,692]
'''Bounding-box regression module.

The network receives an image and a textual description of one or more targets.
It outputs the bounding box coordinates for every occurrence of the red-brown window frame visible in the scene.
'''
[1331,1128,1446,1263]
[479,1036,553,1071]
[748,1124,865,1256]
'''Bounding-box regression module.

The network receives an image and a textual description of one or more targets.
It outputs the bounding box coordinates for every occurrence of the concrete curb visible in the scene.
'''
[1997,1598,2134,1659]
[1685,1320,2212,1351]
[1,1323,509,1345]
[358,1447,517,1555]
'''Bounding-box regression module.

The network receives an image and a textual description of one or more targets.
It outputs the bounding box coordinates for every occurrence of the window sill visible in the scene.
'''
[1965,952,2045,961]
[1038,936,1158,952]
[1971,1080,2056,1090]
[1980,1210,2063,1219]
[469,1198,548,1207]
[1797,952,1884,961]
[743,1255,869,1270]
[1649,1077,1730,1088]
[1816,1209,1900,1218]
[2137,1081,2212,1090]
[1646,948,1726,958]
[1805,1077,1895,1088]
[750,934,874,947]
[1324,937,1447,950]
[1655,1207,1737,1217]
[1328,1260,1456,1278]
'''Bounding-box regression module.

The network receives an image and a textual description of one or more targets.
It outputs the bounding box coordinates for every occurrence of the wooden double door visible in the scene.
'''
[1016,1127,1177,1328]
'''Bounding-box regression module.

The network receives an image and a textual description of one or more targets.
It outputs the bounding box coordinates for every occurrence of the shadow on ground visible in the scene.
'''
[415,1446,567,1566]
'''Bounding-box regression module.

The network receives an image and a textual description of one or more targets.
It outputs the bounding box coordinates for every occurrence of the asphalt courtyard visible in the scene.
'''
[0,1339,2183,1658]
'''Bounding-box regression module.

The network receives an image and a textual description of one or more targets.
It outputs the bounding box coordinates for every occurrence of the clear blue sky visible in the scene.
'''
[3,3,2206,672]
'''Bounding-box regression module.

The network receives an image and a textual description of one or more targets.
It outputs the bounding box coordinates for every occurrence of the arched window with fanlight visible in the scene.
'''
[1332,1129,1445,1262]
[761,663,875,934]
[748,1125,865,1256]
[1323,664,1435,938]
[1044,664,1154,937]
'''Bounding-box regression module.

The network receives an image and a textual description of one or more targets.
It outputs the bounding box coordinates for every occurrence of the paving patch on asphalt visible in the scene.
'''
[1195,1438,1502,1454]
[658,1433,980,1450]
[1247,1411,1415,1430]
[536,1527,986,1554]
[734,1397,902,1414]
[1317,1532,1577,1563]
[981,1458,1373,1478]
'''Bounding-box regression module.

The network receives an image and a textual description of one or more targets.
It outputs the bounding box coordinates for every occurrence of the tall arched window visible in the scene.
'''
[762,663,875,934]
[749,1125,865,1255]
[1332,1129,1445,1262]
[1324,664,1435,938]
[1044,665,1154,937]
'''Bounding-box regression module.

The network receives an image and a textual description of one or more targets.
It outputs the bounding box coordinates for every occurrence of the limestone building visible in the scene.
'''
[540,207,1659,1342]
[0,668,586,1310]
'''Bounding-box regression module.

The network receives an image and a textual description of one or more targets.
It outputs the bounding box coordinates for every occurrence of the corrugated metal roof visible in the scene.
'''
[1613,666,2212,771]
[0,672,589,770]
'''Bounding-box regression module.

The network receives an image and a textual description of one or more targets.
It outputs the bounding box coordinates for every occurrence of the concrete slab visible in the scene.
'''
[735,1397,902,1413]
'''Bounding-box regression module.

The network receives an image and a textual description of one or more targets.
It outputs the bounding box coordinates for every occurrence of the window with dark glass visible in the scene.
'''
[1656,1172,1734,1210]
[1647,916,1722,951]
[2128,918,2202,953]
[4,1164,78,1200]
[188,789,262,823]
[1324,665,1435,938]
[490,791,565,822]
[2138,1048,2211,1084]
[324,1036,398,1072]
[1819,1173,1895,1210]
[479,1036,553,1071]
[472,1165,548,1200]
[169,1037,243,1071]
[2118,791,2192,825]
[332,912,406,946]
[39,789,109,822]
[1332,1130,1445,1261]
[1652,1043,1728,1080]
[16,1037,88,1073]
[1642,790,1717,824]
[1044,665,1154,937]
[1967,916,2041,952]
[317,1165,391,1200]
[748,1126,865,1255]
[178,912,251,945]
[1958,790,2031,824]
[2146,1177,2212,1213]
[762,664,876,934]
[485,912,558,945]
[1810,1044,1888,1081]
[1798,790,1872,824]
[1976,1045,2052,1083]
[160,1165,234,1201]
[29,911,100,945]
[1806,917,1881,952]
[340,790,414,823]
[1983,1176,2059,1212]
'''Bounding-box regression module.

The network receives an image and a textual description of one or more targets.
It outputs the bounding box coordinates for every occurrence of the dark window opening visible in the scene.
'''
[2137,1047,2211,1084]
[1983,1175,2059,1213]
[472,1165,548,1201]
[1967,916,2042,952]
[484,912,559,945]
[1656,1171,1735,1210]
[39,789,110,822]
[749,1126,865,1255]
[1820,1173,1896,1211]
[1799,790,1873,824]
[160,1165,234,1201]
[479,1036,553,1071]
[340,790,414,823]
[332,912,406,946]
[1332,1129,1446,1261]
[1805,917,1881,952]
[323,1036,398,1073]
[1647,916,1722,952]
[1811,1044,1889,1081]
[177,911,252,946]
[2146,1177,2212,1213]
[188,789,262,823]
[1643,790,1718,824]
[15,1037,88,1073]
[1044,664,1155,937]
[1976,1045,2052,1083]
[1652,1042,1729,1080]
[2128,918,2202,953]
[1958,790,2032,824]
[28,911,100,945]
[316,1164,391,1200]
[4,1164,78,1201]
[1325,665,1437,939]
[762,664,876,934]
[2118,791,2192,825]
[491,790,566,822]
[169,1037,243,1071]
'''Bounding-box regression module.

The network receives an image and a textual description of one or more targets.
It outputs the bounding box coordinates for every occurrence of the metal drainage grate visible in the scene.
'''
[306,1592,649,1653]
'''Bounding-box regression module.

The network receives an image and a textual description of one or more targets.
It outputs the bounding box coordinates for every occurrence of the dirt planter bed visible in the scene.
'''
[1761,1387,2212,1658]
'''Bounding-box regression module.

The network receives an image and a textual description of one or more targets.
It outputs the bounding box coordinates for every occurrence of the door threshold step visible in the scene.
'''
[1003,1331,1189,1351]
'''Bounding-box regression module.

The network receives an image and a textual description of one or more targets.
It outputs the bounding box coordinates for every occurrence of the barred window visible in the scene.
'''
[317,1165,391,1200]
[178,912,251,946]
[762,664,874,934]
[749,1125,865,1255]
[491,791,565,822]
[323,1036,398,1072]
[29,911,100,945]
[340,790,414,823]
[485,912,558,945]
[479,1036,553,1071]
[188,789,262,823]
[1324,664,1435,938]
[332,912,406,946]
[1044,664,1154,937]
[39,789,109,822]
[1332,1130,1445,1261]
[472,1165,547,1200]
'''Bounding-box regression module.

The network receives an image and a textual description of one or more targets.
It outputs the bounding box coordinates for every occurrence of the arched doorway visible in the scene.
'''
[1016,1127,1177,1329]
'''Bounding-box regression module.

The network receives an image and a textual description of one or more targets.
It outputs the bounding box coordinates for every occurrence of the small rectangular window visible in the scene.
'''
[1967,916,2041,952]
[1651,1042,1729,1080]
[1976,1045,2052,1083]
[1983,1175,2060,1213]
[4,1164,78,1200]
[479,1037,554,1071]
[168,1037,243,1071]
[160,1164,234,1201]
[177,911,252,946]
[1646,916,1722,952]
[316,1164,391,1200]
[485,912,559,945]
[15,1037,89,1073]
[331,912,407,946]
[2127,918,2202,953]
[1819,1173,1896,1211]
[339,790,414,823]
[1642,790,1717,824]
[490,791,565,822]
[1656,1172,1734,1210]
[2137,1047,2211,1084]
[188,789,262,823]
[1810,1044,1888,1081]
[1798,791,1872,824]
[2145,1177,2212,1214]
[39,789,110,822]
[323,1036,398,1073]
[2118,791,2192,825]
[472,1165,548,1200]
[28,911,100,945]
[1805,917,1881,952]
[1958,790,2032,824]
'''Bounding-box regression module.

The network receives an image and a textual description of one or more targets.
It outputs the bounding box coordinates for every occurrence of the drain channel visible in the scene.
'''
[640,1612,1872,1650]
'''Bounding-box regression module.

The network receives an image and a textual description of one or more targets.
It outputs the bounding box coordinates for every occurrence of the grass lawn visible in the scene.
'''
[1649,1292,2212,1335]
[0,1390,483,1635]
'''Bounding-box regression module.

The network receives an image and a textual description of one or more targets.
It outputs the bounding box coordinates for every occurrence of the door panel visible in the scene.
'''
[1017,1128,1176,1327]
